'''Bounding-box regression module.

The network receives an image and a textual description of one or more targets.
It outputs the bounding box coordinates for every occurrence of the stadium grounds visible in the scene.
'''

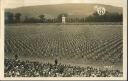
[4,23,123,77]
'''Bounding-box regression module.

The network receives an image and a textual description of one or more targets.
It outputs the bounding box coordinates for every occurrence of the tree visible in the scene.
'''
[85,11,122,22]
[5,12,14,24]
[24,16,29,23]
[39,14,45,23]
[15,13,21,23]
[23,16,39,23]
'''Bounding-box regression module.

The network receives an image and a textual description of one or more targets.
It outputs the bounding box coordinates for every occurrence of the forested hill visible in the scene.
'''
[5,3,122,18]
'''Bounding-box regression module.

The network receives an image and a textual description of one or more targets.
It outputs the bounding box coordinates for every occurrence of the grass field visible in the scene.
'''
[5,24,123,71]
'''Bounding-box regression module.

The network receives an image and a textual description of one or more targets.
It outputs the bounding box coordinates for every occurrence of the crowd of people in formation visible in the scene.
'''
[5,32,122,65]
[4,58,123,77]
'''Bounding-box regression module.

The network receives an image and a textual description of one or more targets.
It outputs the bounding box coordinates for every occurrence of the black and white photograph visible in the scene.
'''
[0,0,127,80]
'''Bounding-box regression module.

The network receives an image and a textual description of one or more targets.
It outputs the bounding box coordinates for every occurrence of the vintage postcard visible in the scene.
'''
[0,0,127,80]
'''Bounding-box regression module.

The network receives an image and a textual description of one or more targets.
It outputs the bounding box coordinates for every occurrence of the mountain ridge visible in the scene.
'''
[5,3,123,19]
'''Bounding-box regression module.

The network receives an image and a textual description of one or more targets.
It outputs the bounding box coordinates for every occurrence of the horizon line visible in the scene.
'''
[5,3,123,9]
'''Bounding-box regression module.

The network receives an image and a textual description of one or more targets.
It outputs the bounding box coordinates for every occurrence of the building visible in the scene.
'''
[62,15,66,24]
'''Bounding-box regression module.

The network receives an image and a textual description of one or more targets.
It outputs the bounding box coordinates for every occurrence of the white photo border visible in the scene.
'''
[0,0,127,80]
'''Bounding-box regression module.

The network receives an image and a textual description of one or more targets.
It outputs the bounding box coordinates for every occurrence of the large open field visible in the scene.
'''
[5,24,123,71]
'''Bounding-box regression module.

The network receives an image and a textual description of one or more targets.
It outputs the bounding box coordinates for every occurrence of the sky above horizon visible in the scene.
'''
[4,0,123,8]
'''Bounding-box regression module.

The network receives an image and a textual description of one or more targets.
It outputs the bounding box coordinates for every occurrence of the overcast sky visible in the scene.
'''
[4,0,123,8]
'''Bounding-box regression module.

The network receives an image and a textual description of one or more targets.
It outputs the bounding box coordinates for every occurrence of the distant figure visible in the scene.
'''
[55,59,58,65]
[62,15,66,24]
[15,54,18,60]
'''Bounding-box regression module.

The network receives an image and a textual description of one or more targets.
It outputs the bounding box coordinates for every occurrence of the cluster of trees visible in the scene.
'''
[5,11,122,24]
[85,11,123,22]
[5,12,21,24]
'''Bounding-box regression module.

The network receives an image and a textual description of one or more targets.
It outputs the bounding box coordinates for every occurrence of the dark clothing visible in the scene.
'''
[15,54,18,60]
[55,59,58,65]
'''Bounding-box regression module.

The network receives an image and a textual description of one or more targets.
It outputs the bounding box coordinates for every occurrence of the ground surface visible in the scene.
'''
[5,24,123,71]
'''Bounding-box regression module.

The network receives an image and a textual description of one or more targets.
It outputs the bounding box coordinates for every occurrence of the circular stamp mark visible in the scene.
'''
[94,6,106,15]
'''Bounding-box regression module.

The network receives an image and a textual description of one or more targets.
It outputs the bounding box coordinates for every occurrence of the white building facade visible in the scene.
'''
[62,16,66,24]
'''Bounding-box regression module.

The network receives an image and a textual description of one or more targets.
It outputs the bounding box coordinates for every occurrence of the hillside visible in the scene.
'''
[5,3,123,19]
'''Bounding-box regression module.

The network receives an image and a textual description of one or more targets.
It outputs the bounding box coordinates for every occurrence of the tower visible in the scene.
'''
[62,15,66,24]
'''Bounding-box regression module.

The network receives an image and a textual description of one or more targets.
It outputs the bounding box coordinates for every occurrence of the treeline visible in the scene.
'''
[5,11,122,24]
[5,12,21,24]
[86,11,123,22]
